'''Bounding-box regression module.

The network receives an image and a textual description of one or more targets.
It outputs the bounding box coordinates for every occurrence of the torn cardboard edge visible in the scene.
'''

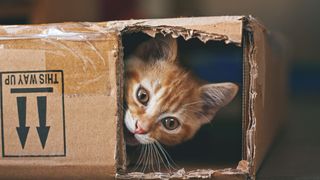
[104,16,244,45]
[242,17,258,177]
[116,167,247,179]
[244,17,266,176]
[120,25,230,45]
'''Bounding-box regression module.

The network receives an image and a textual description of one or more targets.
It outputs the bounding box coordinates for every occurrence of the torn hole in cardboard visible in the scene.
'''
[117,27,247,179]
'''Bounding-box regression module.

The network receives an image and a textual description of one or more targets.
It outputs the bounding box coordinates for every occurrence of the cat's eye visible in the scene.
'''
[136,86,149,105]
[161,117,180,130]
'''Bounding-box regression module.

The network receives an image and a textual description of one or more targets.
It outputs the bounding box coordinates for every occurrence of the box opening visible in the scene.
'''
[121,31,243,176]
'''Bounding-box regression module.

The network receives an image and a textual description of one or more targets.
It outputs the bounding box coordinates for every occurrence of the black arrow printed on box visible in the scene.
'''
[12,87,53,149]
[16,96,29,149]
[36,96,50,149]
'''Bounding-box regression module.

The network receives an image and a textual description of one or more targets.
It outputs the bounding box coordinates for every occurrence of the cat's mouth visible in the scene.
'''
[124,124,140,146]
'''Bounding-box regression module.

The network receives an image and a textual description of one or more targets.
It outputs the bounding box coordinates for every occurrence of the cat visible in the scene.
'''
[124,34,239,147]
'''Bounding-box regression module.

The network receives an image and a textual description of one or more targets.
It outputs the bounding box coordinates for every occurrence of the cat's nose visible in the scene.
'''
[134,121,147,134]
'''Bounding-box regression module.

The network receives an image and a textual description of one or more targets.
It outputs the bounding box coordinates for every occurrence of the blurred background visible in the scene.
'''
[1,0,319,179]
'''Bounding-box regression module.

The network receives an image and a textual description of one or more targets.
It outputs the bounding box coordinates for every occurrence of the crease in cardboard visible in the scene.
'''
[44,38,111,94]
[42,38,98,72]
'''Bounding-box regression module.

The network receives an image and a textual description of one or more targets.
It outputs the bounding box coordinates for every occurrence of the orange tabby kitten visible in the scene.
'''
[124,34,238,147]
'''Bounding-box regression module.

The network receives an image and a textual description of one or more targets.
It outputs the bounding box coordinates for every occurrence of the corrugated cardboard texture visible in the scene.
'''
[0,23,120,178]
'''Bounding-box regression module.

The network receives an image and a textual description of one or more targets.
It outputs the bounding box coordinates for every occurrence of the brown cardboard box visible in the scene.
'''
[0,16,286,179]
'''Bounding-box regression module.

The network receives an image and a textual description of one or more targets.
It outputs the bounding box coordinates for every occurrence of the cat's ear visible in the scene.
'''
[199,82,239,119]
[134,34,178,62]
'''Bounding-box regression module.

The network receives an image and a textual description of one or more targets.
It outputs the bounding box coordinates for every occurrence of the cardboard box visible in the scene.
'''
[0,16,286,179]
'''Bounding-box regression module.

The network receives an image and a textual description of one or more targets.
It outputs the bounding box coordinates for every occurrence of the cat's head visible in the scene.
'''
[124,35,238,146]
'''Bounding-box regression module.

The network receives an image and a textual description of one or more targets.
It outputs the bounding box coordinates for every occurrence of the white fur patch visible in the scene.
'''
[146,87,165,116]
[125,110,136,133]
[134,134,155,144]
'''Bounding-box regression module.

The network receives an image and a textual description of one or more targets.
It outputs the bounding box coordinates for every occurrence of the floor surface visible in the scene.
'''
[258,95,320,179]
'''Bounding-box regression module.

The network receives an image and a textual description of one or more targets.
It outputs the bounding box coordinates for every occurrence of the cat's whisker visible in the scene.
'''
[150,143,156,172]
[141,144,148,173]
[147,143,152,172]
[136,144,149,172]
[149,143,153,172]
[154,143,170,171]
[143,144,148,172]
[149,140,167,171]
[143,145,149,172]
[156,144,163,172]
[133,145,145,172]
[144,144,151,173]
[151,143,161,172]
[155,141,177,172]
[158,143,178,170]
[150,143,157,171]
[147,143,153,172]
